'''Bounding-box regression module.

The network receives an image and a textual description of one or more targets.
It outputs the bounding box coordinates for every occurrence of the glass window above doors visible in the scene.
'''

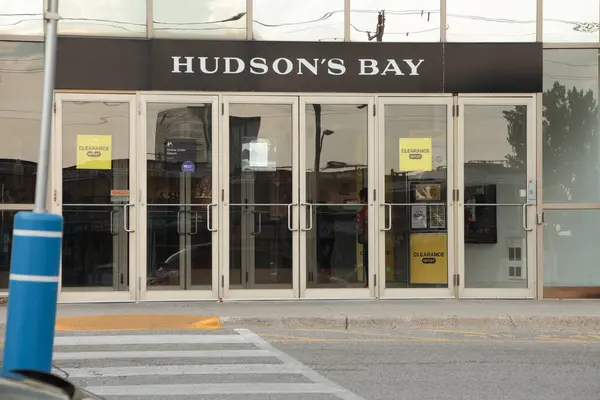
[543,0,600,42]
[153,0,247,39]
[58,0,147,37]
[349,0,441,42]
[253,0,344,41]
[446,0,536,42]
[0,0,43,35]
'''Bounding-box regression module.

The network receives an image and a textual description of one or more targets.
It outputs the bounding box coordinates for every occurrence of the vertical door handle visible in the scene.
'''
[380,203,392,231]
[206,204,217,232]
[109,210,118,235]
[250,210,262,235]
[287,203,298,231]
[123,203,134,232]
[176,210,185,234]
[522,203,533,232]
[301,203,313,231]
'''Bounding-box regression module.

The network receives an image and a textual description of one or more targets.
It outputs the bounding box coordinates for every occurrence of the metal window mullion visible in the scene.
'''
[440,0,447,42]
[146,0,154,38]
[536,0,542,42]
[344,0,351,41]
[246,0,253,40]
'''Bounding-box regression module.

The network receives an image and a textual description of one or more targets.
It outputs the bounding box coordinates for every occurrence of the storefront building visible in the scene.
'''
[0,0,598,302]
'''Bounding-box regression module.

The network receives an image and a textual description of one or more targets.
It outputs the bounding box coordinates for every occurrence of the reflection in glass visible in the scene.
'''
[229,104,293,289]
[0,0,43,35]
[543,0,600,42]
[58,0,146,37]
[253,0,343,41]
[153,0,246,39]
[146,103,214,290]
[61,101,130,290]
[0,210,23,290]
[383,105,448,289]
[305,104,368,288]
[62,206,129,289]
[543,49,600,203]
[463,105,528,289]
[350,0,440,42]
[447,0,536,42]
[0,42,43,204]
[543,210,600,298]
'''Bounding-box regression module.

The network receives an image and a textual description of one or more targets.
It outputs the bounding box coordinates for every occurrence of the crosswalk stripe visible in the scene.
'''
[54,334,247,346]
[85,383,343,396]
[53,329,366,400]
[53,349,273,360]
[62,363,303,378]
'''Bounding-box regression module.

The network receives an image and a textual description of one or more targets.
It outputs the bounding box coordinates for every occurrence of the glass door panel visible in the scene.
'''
[140,96,219,300]
[223,98,299,299]
[377,97,455,299]
[457,96,536,298]
[56,94,136,302]
[300,98,375,299]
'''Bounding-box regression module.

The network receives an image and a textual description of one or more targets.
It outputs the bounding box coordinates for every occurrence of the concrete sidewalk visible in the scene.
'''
[2,300,600,331]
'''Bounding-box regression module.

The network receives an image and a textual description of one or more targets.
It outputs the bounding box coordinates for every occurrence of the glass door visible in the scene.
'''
[54,93,137,302]
[299,97,375,299]
[457,96,536,299]
[138,94,219,301]
[376,97,455,299]
[222,96,299,300]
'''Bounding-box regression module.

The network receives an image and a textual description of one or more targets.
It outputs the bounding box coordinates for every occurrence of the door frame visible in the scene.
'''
[137,93,220,301]
[376,95,456,299]
[456,94,537,299]
[53,93,138,303]
[298,95,376,299]
[221,95,300,300]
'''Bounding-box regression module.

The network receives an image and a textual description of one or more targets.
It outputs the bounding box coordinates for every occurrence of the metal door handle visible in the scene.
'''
[176,210,185,234]
[287,203,298,231]
[381,203,392,231]
[124,203,134,232]
[206,203,217,232]
[251,210,262,235]
[301,203,313,231]
[109,210,118,235]
[522,203,533,232]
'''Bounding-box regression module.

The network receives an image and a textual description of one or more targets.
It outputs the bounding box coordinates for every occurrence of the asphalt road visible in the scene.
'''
[51,327,600,400]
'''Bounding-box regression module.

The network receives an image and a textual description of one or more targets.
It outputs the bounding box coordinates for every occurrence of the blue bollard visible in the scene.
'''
[2,211,63,373]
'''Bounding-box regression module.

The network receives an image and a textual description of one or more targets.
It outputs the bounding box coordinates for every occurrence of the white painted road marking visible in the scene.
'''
[54,334,248,345]
[53,328,366,399]
[63,363,303,378]
[86,383,344,396]
[53,349,272,360]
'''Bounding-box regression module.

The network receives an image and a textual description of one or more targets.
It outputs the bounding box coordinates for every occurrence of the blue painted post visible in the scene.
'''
[2,212,63,373]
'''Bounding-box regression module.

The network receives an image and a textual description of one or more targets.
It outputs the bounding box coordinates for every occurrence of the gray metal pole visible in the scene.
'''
[34,0,60,213]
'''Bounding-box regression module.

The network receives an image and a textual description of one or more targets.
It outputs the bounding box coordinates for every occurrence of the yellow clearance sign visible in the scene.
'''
[410,232,448,284]
[76,135,112,170]
[399,138,432,172]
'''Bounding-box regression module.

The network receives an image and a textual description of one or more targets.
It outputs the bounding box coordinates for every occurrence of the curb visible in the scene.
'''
[221,315,600,331]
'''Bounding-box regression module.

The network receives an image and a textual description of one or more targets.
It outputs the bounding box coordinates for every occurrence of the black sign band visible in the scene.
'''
[56,38,542,93]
